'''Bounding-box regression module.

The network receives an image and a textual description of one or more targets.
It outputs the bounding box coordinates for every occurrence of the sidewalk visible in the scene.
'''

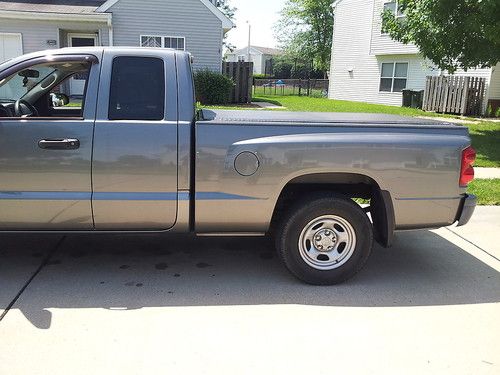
[475,168,500,179]
[252,101,284,109]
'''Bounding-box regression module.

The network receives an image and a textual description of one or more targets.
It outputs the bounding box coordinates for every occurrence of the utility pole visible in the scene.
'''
[246,21,251,63]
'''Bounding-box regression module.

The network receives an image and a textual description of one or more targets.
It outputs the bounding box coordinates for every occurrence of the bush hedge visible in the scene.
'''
[253,73,273,79]
[194,70,234,105]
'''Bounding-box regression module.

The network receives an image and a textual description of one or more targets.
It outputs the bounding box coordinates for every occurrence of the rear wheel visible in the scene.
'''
[276,194,373,285]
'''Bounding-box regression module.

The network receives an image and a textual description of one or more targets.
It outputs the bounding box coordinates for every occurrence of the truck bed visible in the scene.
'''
[195,109,471,233]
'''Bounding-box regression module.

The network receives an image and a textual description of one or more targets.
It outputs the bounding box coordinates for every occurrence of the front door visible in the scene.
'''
[68,34,98,96]
[0,54,100,230]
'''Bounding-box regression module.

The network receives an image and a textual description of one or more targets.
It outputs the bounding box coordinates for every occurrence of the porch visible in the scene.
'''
[58,29,104,98]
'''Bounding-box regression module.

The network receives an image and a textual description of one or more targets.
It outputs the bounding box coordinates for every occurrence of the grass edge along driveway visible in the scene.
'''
[468,179,500,205]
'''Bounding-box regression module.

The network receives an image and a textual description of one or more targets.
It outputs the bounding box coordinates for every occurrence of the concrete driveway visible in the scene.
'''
[0,207,499,375]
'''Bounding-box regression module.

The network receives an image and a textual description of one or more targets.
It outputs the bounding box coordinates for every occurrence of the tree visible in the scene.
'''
[275,0,334,77]
[382,0,500,73]
[272,56,294,78]
[215,0,236,20]
[214,0,237,52]
[271,55,323,78]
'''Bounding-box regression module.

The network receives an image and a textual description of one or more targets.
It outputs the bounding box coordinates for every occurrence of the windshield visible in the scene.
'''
[0,66,54,101]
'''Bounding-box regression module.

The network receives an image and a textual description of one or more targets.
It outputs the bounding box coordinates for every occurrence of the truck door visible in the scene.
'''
[92,50,178,230]
[0,54,100,230]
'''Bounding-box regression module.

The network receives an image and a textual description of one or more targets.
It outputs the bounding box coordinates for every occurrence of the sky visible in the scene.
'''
[225,0,287,51]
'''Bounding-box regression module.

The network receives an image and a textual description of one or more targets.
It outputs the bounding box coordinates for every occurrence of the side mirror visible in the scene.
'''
[49,93,70,107]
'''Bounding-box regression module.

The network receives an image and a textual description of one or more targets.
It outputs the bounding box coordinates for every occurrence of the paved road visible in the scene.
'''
[0,207,499,374]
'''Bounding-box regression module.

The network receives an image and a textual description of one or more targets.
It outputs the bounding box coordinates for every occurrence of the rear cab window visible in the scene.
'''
[108,56,165,121]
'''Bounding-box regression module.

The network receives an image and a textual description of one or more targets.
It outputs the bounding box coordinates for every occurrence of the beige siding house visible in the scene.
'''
[0,0,234,85]
[226,46,281,75]
[329,0,500,113]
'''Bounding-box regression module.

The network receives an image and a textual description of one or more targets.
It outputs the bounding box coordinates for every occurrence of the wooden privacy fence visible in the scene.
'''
[423,76,486,116]
[223,62,253,104]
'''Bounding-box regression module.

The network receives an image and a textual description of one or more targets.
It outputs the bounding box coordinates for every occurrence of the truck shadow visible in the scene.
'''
[1,229,499,329]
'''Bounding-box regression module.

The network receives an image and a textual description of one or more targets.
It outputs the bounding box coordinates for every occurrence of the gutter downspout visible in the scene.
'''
[107,15,113,46]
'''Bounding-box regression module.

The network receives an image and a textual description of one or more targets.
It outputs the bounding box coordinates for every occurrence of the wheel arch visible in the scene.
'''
[270,172,395,247]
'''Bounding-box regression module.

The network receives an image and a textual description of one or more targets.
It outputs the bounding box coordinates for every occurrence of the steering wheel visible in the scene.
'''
[14,99,39,117]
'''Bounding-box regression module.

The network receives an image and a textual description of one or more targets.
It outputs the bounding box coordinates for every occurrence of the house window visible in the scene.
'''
[237,55,245,62]
[379,62,408,92]
[383,1,405,17]
[140,36,162,48]
[164,37,185,50]
[140,35,185,51]
[381,1,405,33]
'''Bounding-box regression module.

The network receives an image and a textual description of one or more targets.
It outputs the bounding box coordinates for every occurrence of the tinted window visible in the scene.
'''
[109,56,165,120]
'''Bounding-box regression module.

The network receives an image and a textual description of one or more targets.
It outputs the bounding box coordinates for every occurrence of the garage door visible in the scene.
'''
[0,33,23,63]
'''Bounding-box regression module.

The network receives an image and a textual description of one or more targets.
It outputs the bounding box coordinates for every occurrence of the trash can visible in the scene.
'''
[402,89,412,108]
[402,89,424,109]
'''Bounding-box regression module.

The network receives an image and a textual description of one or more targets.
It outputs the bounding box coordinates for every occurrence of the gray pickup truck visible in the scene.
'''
[0,47,476,284]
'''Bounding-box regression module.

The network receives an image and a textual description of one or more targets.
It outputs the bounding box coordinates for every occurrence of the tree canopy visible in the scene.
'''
[271,55,324,79]
[215,0,236,20]
[383,0,500,73]
[275,0,334,76]
[215,0,237,51]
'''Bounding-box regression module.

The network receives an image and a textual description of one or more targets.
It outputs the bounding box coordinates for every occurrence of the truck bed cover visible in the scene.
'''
[199,109,458,128]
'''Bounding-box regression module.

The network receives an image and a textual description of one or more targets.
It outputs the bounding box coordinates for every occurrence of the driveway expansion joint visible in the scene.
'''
[445,227,500,262]
[0,236,66,323]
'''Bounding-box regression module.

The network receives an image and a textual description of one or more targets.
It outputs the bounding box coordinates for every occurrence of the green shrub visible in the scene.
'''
[486,104,493,117]
[273,57,293,79]
[194,70,234,105]
[496,107,500,118]
[253,73,273,79]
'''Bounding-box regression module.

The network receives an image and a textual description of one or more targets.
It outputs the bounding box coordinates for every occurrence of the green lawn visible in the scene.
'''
[468,179,500,205]
[204,95,434,116]
[253,95,433,116]
[467,122,500,168]
[65,101,82,107]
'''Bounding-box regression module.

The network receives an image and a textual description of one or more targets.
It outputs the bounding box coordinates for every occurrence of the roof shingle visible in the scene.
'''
[0,0,106,14]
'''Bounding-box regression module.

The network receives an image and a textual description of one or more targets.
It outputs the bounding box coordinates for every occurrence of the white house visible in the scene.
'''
[226,46,282,75]
[0,0,234,94]
[329,0,500,113]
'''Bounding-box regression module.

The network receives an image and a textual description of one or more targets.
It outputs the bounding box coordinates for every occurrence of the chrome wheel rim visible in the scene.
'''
[298,215,357,270]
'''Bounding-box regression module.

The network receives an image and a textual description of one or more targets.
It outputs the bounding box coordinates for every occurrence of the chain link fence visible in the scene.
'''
[254,79,329,97]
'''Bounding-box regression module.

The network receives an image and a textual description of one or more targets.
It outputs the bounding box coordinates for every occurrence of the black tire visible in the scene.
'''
[276,193,373,285]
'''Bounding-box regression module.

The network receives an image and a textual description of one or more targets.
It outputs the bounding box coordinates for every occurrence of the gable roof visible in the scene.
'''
[97,0,234,30]
[230,46,282,56]
[331,0,345,8]
[0,0,106,14]
[0,0,234,29]
[251,46,282,55]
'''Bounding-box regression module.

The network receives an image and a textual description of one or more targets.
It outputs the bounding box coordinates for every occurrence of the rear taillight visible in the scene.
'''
[460,146,476,187]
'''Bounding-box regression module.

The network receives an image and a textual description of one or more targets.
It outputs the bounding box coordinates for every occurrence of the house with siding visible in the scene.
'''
[328,0,500,113]
[225,46,282,75]
[0,0,234,95]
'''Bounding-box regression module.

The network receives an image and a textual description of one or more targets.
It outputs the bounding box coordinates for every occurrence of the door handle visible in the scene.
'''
[38,138,80,150]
